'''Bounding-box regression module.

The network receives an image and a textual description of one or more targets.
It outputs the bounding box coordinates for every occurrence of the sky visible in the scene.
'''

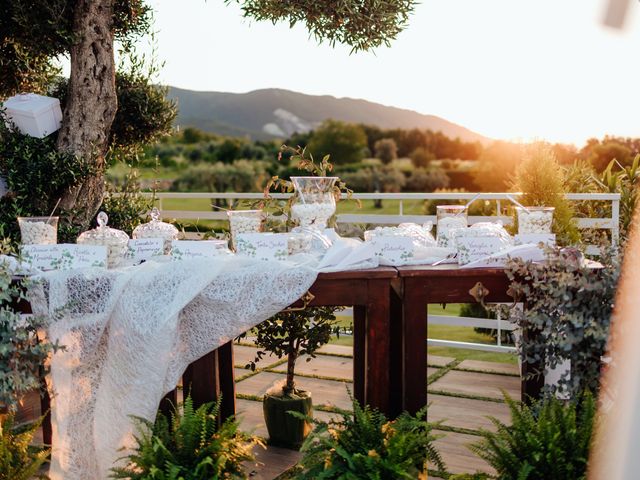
[124,0,640,146]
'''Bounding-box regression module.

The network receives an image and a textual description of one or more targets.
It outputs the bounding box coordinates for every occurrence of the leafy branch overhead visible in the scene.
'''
[230,0,416,52]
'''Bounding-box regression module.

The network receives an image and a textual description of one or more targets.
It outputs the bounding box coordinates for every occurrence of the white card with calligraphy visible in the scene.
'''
[126,238,164,264]
[368,236,414,265]
[456,237,508,265]
[21,244,107,271]
[171,240,229,261]
[236,233,288,261]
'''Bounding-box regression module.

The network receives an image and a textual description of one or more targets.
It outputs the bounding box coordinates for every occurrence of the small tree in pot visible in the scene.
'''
[244,306,342,449]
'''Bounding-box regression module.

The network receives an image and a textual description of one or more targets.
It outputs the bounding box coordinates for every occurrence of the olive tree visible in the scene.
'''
[0,0,415,231]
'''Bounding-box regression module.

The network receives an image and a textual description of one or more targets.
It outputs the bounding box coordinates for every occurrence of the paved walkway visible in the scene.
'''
[20,342,519,479]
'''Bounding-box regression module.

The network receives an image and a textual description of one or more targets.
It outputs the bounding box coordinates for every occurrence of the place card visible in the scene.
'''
[456,237,508,265]
[515,233,556,247]
[126,238,164,264]
[21,244,107,271]
[236,233,288,261]
[171,240,228,260]
[368,236,414,265]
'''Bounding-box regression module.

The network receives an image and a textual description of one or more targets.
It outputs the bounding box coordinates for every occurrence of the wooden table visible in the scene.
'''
[179,267,402,419]
[396,265,542,414]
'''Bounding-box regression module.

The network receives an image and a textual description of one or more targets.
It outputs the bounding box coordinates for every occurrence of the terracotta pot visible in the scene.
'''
[263,390,312,450]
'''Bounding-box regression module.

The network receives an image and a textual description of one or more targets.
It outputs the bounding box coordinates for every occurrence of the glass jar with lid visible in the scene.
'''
[132,207,179,254]
[77,212,129,268]
[436,205,468,248]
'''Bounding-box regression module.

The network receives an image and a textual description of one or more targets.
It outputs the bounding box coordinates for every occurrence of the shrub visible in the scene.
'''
[294,396,443,479]
[469,392,595,480]
[505,248,619,397]
[101,166,153,234]
[111,396,257,480]
[374,138,398,164]
[0,413,50,480]
[405,167,449,192]
[510,142,580,246]
[409,147,435,168]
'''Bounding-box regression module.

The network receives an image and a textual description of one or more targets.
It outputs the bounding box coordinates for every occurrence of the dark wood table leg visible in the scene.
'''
[217,341,236,421]
[40,369,52,445]
[353,305,366,405]
[402,278,428,415]
[521,320,545,404]
[364,278,392,415]
[183,350,220,410]
[389,279,404,417]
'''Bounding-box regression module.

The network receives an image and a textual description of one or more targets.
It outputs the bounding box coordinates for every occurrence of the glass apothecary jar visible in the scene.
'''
[18,216,58,245]
[436,205,467,248]
[227,210,264,250]
[516,207,555,234]
[77,212,129,268]
[290,176,338,230]
[132,207,179,254]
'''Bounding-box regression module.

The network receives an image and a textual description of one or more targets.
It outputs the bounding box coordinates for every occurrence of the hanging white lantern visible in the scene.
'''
[2,93,63,138]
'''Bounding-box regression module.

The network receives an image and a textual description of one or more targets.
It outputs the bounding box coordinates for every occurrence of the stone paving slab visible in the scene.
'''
[317,344,353,356]
[433,431,494,476]
[429,370,520,401]
[244,444,302,480]
[236,371,352,410]
[427,355,456,367]
[271,354,353,380]
[428,393,510,432]
[234,345,281,369]
[458,359,520,375]
[427,367,440,379]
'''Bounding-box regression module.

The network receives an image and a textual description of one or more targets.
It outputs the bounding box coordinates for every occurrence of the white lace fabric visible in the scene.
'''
[28,256,318,480]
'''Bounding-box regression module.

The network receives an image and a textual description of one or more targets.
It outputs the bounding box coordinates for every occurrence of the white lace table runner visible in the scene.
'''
[28,256,318,480]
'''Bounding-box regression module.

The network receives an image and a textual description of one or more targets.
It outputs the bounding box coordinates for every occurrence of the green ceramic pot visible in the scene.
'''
[263,390,312,450]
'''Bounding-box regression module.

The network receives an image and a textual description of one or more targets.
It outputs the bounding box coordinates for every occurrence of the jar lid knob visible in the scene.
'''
[150,207,160,222]
[97,211,108,228]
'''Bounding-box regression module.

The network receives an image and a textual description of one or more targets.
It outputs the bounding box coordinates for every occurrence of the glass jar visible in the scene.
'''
[132,207,179,254]
[18,216,58,245]
[287,231,313,255]
[516,207,555,234]
[227,210,264,250]
[290,176,338,230]
[436,205,467,248]
[77,212,129,268]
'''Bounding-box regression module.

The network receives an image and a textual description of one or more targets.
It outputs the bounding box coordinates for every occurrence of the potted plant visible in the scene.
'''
[245,306,342,449]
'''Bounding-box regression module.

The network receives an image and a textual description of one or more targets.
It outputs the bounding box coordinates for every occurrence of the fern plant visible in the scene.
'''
[293,395,443,479]
[0,413,49,480]
[111,396,258,480]
[469,392,596,480]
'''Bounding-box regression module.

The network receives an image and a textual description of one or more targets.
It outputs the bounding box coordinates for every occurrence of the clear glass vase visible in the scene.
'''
[227,209,265,250]
[290,176,338,230]
[516,207,555,234]
[436,205,468,248]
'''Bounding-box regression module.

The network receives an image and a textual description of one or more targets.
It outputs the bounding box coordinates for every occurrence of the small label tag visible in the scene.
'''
[456,237,507,265]
[126,238,164,264]
[21,244,107,270]
[171,240,228,260]
[236,233,288,261]
[368,236,414,264]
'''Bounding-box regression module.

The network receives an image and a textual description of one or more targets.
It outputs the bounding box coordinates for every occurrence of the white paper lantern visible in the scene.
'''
[2,93,62,138]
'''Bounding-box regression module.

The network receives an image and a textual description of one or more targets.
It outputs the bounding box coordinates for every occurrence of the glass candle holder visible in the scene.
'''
[227,210,264,250]
[436,205,468,248]
[18,216,59,245]
[290,176,338,230]
[517,207,555,234]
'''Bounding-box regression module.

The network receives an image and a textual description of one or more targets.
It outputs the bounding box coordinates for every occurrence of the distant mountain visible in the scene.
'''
[167,87,490,144]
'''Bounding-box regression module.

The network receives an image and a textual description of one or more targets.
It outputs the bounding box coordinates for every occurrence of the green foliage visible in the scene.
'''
[294,396,441,479]
[111,396,257,480]
[598,155,639,241]
[307,120,368,165]
[248,306,342,392]
[374,138,398,164]
[232,0,415,53]
[405,167,449,192]
[0,265,60,410]
[469,392,596,480]
[173,160,270,194]
[505,248,619,397]
[409,147,436,168]
[100,166,153,234]
[582,138,633,172]
[0,413,50,480]
[473,141,521,192]
[0,112,90,243]
[511,142,580,246]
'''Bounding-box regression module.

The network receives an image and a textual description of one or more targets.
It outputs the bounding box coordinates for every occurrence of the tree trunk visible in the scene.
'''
[286,351,297,393]
[56,0,117,230]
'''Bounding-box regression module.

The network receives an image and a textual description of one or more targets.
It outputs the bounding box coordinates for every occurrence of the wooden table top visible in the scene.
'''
[316,266,398,280]
[395,264,508,278]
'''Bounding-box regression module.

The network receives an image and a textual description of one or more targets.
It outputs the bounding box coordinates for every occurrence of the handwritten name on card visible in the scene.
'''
[171,240,228,260]
[21,244,107,270]
[126,238,164,263]
[236,233,288,261]
[456,237,507,265]
[368,236,414,265]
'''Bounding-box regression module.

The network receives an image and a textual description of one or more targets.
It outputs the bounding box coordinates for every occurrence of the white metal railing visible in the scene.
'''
[149,191,620,354]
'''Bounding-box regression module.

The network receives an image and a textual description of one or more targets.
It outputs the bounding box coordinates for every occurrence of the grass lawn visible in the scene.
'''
[330,303,516,365]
